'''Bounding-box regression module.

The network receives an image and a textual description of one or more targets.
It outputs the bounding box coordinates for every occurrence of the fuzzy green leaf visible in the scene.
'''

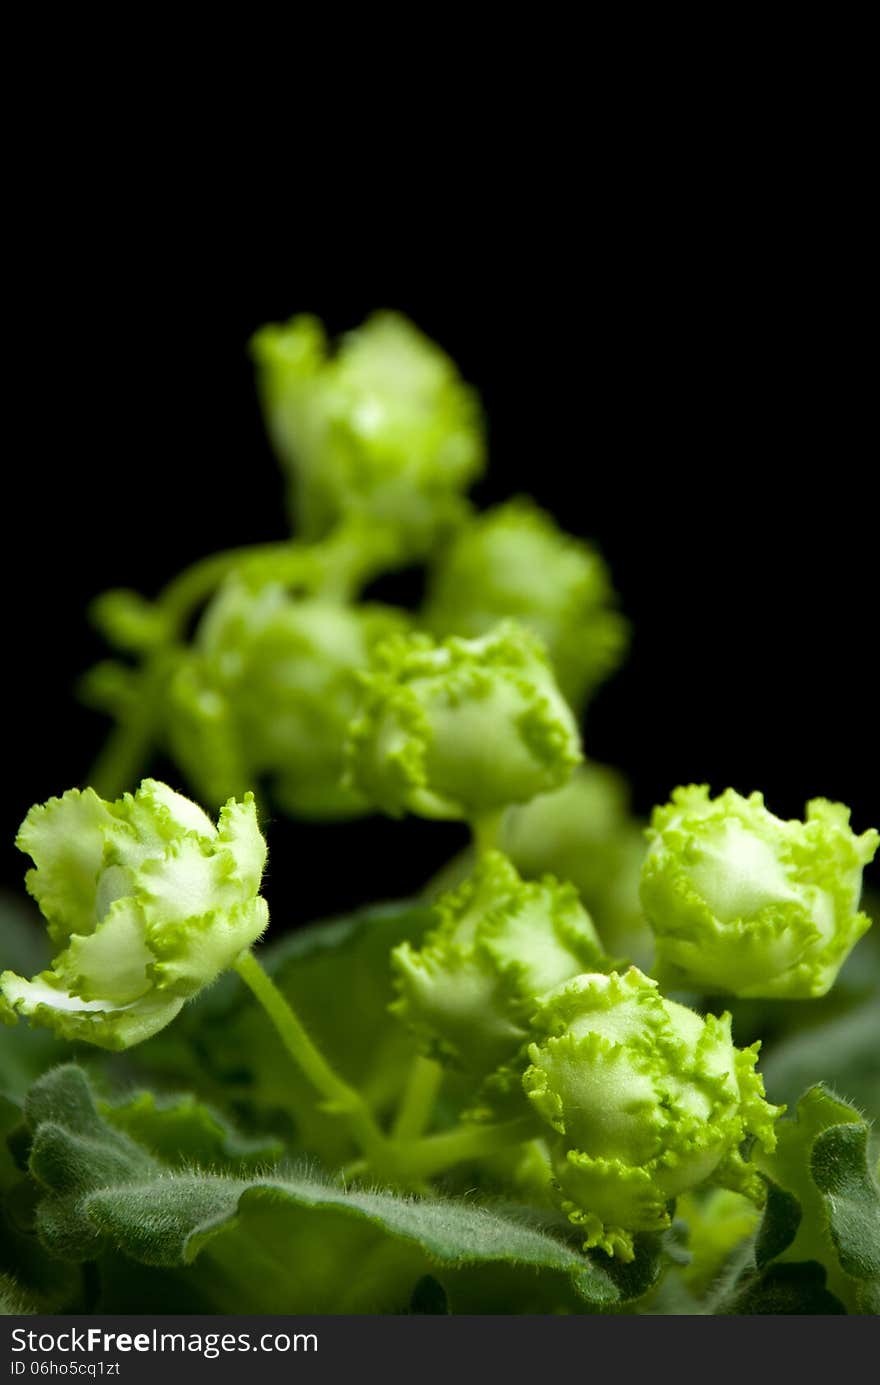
[718,1261,846,1315]
[1,1090,84,1313]
[810,1121,880,1310]
[0,1271,37,1315]
[712,1085,880,1314]
[24,1065,666,1313]
[100,1090,284,1170]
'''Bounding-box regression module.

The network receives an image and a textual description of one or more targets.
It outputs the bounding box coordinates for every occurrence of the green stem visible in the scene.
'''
[420,846,475,902]
[89,521,403,795]
[159,542,321,633]
[157,521,401,634]
[234,951,387,1163]
[397,1116,536,1181]
[88,711,156,800]
[471,809,505,858]
[87,654,173,798]
[391,1056,443,1141]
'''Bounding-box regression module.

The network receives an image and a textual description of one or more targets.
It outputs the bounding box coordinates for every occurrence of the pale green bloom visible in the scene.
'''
[1,780,268,1050]
[523,968,781,1261]
[501,763,653,968]
[640,786,878,998]
[166,579,409,817]
[392,851,604,1074]
[345,623,582,822]
[250,311,485,556]
[424,500,627,709]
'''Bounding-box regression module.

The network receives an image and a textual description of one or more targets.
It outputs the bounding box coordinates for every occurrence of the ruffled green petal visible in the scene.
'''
[640,786,878,998]
[523,968,782,1259]
[132,778,217,840]
[556,1150,669,1261]
[425,499,628,710]
[147,897,269,997]
[15,788,122,945]
[136,837,237,925]
[216,794,267,897]
[391,851,603,1079]
[0,970,184,1051]
[52,897,152,1005]
[392,939,525,1073]
[10,779,269,1049]
[347,623,581,822]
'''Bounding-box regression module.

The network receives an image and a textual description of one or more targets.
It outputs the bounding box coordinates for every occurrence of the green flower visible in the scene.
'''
[639,786,878,998]
[425,499,628,708]
[167,579,409,817]
[392,851,605,1074]
[523,968,781,1261]
[501,763,653,968]
[250,311,485,556]
[345,623,582,822]
[1,780,268,1050]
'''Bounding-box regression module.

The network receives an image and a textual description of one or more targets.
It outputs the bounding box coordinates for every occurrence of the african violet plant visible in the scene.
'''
[1,311,878,1318]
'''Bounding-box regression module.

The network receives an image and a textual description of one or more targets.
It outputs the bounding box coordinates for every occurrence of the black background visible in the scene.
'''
[3,222,877,929]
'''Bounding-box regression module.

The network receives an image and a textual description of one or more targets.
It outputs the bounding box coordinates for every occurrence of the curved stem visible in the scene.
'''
[391,1056,443,1141]
[420,846,475,902]
[159,542,320,633]
[341,1115,536,1188]
[397,1116,537,1181]
[156,521,401,634]
[234,950,387,1163]
[87,654,173,798]
[471,809,505,859]
[88,709,156,801]
[88,522,404,795]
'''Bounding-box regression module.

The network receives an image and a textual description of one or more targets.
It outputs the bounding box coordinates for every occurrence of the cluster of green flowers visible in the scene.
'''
[4,310,876,1268]
[84,312,628,821]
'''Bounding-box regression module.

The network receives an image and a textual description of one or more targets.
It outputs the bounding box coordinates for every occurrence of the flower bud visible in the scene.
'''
[1,780,268,1049]
[640,786,878,998]
[346,623,582,822]
[425,500,627,708]
[524,968,781,1261]
[251,311,485,555]
[167,580,408,818]
[392,851,604,1074]
[501,763,652,968]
